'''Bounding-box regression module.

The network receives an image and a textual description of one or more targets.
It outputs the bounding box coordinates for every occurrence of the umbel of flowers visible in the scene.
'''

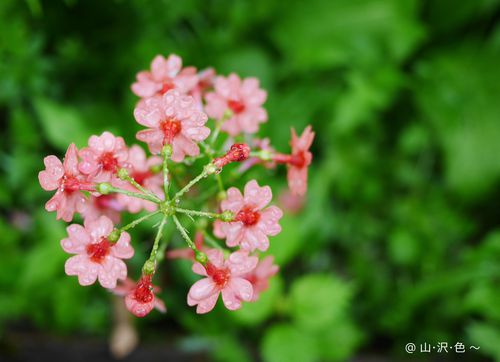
[38,54,314,317]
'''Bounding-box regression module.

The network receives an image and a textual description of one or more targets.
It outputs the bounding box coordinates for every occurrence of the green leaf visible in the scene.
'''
[262,323,319,362]
[272,0,424,70]
[34,98,89,150]
[414,43,500,198]
[467,322,500,361]
[289,273,353,331]
[265,214,303,266]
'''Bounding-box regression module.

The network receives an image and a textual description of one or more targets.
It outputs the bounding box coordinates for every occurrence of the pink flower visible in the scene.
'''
[131,54,199,98]
[117,145,163,213]
[219,180,283,252]
[39,143,93,222]
[81,194,124,224]
[124,275,165,317]
[243,256,279,301]
[273,126,314,196]
[134,89,210,161]
[205,73,267,136]
[79,132,129,183]
[61,216,134,289]
[113,277,166,316]
[187,249,257,314]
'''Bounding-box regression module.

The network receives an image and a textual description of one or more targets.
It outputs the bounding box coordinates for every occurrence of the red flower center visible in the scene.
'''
[290,152,306,169]
[99,152,119,172]
[134,276,154,303]
[160,82,174,95]
[95,195,114,210]
[160,118,182,145]
[206,263,231,289]
[228,99,245,114]
[62,174,81,192]
[86,238,111,263]
[235,206,261,226]
[132,170,152,186]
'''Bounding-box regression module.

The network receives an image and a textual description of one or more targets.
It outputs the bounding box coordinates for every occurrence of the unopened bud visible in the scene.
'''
[117,168,129,180]
[142,260,156,275]
[96,182,113,195]
[220,210,234,222]
[108,229,121,243]
[162,144,173,158]
[194,250,208,265]
[213,143,251,168]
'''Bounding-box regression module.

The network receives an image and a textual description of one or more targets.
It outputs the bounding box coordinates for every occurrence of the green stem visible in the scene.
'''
[120,210,161,232]
[201,230,224,250]
[173,166,211,200]
[148,216,168,263]
[215,173,224,192]
[161,144,172,200]
[121,173,161,202]
[175,207,222,219]
[107,185,161,203]
[172,215,196,250]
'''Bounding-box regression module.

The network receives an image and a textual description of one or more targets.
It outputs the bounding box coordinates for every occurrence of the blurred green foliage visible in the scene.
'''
[1,0,500,361]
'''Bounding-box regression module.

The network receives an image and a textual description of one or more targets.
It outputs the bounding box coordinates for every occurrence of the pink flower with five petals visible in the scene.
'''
[219,180,283,252]
[188,249,257,314]
[134,89,210,161]
[39,143,93,222]
[205,73,267,136]
[113,276,166,317]
[78,131,129,183]
[131,54,199,98]
[273,126,315,196]
[61,216,134,289]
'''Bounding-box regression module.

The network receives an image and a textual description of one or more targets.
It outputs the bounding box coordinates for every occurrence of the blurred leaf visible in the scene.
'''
[415,42,500,198]
[289,273,352,331]
[316,319,364,361]
[467,322,500,361]
[273,0,424,70]
[34,98,89,150]
[265,214,303,265]
[212,334,251,362]
[262,323,319,362]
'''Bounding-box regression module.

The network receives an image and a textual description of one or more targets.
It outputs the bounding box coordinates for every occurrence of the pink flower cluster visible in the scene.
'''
[38,53,314,318]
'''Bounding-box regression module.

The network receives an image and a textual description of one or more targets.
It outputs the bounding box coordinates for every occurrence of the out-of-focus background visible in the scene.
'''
[1,0,500,361]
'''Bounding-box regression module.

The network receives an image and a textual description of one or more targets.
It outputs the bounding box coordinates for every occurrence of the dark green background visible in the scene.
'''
[1,0,500,361]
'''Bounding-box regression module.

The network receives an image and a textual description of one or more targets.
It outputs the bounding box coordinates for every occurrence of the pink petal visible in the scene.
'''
[243,180,272,209]
[65,254,99,286]
[221,222,245,247]
[111,232,134,259]
[85,215,114,241]
[192,262,208,276]
[206,249,225,268]
[241,228,269,252]
[188,278,218,301]
[258,206,283,236]
[221,287,242,311]
[63,144,80,175]
[98,257,127,289]
[136,129,163,154]
[221,187,244,212]
[228,252,258,276]
[61,224,90,253]
[287,166,308,196]
[229,278,253,302]
[189,292,219,314]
